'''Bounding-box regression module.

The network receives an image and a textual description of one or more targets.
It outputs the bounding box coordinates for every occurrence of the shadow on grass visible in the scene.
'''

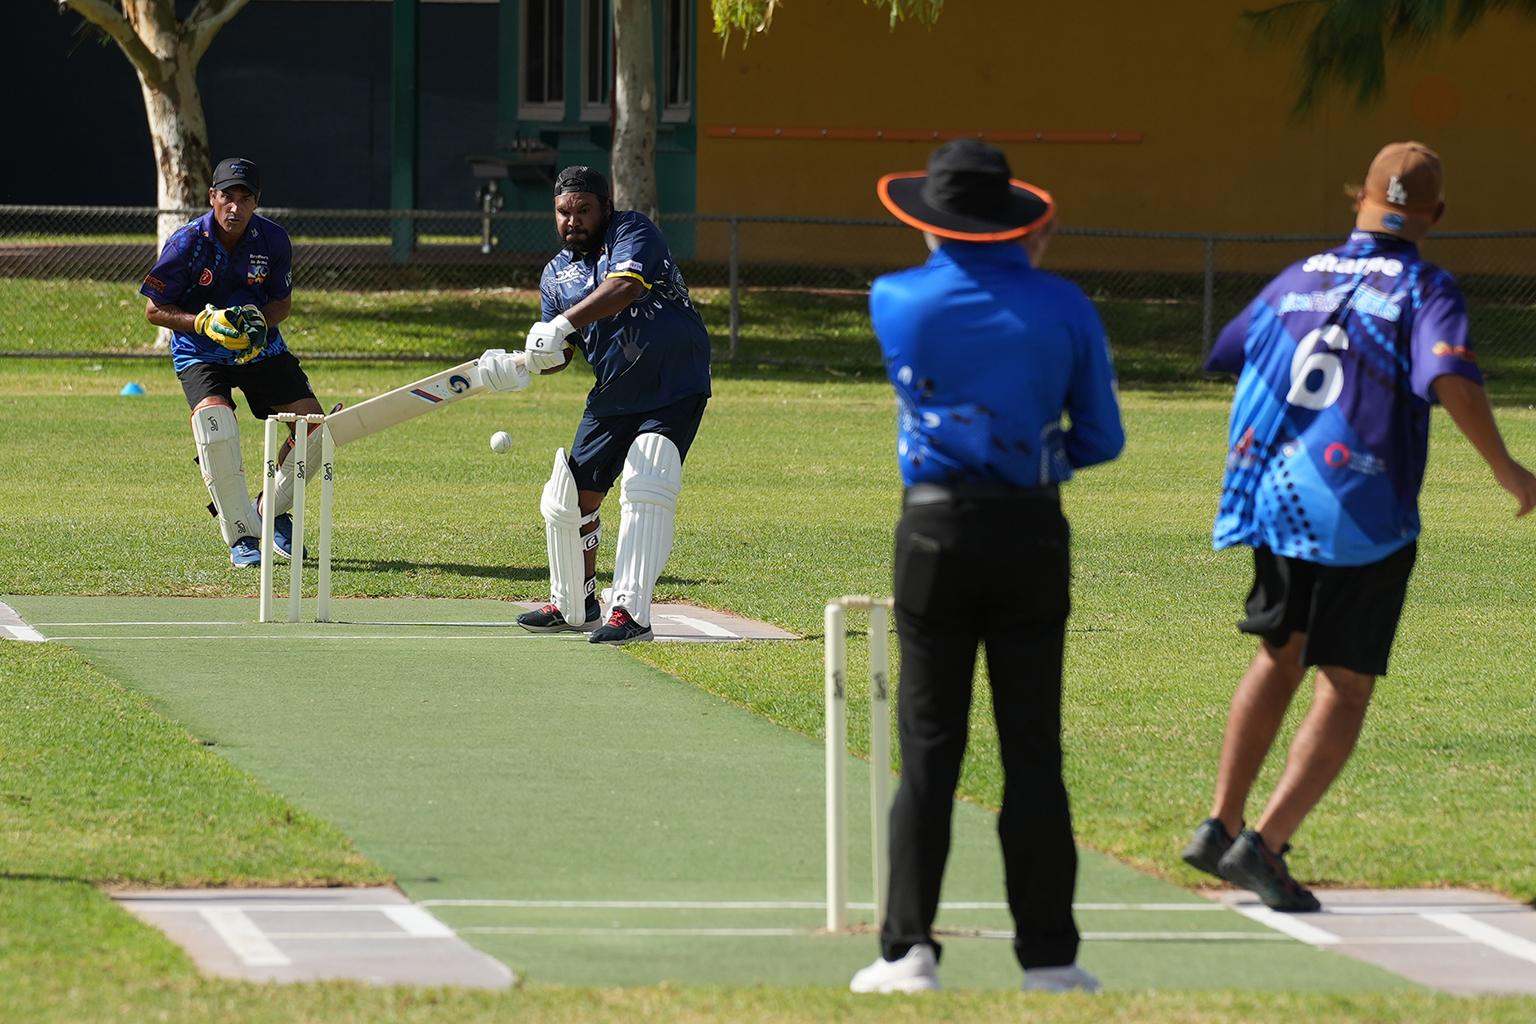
[329,558,704,590]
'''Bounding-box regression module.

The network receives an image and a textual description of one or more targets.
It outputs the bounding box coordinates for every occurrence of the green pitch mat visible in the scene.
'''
[7,595,1413,992]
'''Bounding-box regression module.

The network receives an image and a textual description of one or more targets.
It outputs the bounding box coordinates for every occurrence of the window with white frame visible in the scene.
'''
[581,0,613,121]
[522,0,565,121]
[662,0,692,122]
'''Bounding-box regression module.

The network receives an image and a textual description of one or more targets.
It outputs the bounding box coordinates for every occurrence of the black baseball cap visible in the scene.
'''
[211,157,261,195]
[878,139,1054,241]
[554,165,610,202]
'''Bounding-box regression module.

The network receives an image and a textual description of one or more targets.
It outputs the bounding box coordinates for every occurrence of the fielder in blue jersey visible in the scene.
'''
[479,167,711,646]
[141,157,325,567]
[848,140,1122,997]
[1182,143,1536,912]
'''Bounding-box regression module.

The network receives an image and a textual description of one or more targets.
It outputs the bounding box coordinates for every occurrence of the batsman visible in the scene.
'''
[142,158,326,567]
[480,167,711,645]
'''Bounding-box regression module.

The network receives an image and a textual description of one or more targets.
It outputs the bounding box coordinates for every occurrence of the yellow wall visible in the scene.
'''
[695,0,1536,265]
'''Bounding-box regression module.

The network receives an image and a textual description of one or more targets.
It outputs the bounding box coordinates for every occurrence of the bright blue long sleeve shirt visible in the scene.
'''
[870,241,1124,488]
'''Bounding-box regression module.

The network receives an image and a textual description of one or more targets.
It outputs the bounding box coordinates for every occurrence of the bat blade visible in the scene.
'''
[326,360,485,447]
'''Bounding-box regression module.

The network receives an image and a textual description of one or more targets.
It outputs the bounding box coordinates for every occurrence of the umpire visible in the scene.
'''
[849,140,1124,995]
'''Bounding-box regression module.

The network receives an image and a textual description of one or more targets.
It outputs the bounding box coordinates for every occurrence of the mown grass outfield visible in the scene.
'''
[2,347,1535,1022]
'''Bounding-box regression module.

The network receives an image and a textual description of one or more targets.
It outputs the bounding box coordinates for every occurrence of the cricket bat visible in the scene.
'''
[325,359,488,447]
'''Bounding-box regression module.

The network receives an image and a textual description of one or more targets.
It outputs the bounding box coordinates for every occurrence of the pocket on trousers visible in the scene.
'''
[894,532,943,618]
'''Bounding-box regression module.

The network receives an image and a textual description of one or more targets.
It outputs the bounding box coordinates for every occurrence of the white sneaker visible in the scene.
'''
[849,943,941,993]
[1023,962,1101,993]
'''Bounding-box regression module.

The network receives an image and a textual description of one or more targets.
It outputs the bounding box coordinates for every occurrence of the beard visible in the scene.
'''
[562,212,611,255]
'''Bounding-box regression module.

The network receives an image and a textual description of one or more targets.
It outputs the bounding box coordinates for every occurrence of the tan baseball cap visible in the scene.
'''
[1356,142,1444,241]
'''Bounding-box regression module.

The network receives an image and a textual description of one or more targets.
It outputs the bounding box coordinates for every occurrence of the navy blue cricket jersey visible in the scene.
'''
[539,209,712,417]
[1207,230,1482,566]
[140,210,294,373]
[870,241,1125,488]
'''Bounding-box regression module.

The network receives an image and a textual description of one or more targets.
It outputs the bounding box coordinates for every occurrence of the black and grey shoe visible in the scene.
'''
[517,596,601,633]
[1217,830,1321,912]
[588,607,653,646]
[1182,817,1238,878]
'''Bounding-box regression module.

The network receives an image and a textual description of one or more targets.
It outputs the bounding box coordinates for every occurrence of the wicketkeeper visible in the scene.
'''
[143,158,326,566]
[479,167,712,645]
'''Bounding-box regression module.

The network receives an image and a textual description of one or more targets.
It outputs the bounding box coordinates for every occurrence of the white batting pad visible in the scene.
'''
[264,419,325,517]
[540,448,588,627]
[610,433,683,628]
[190,403,261,545]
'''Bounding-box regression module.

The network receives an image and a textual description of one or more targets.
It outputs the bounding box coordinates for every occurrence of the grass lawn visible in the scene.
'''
[6,275,1534,394]
[3,341,1535,1020]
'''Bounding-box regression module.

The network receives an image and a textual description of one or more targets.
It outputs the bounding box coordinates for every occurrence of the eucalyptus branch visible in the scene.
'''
[184,0,253,65]
[62,0,165,82]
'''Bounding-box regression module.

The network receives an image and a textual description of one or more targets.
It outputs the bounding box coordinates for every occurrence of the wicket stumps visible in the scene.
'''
[259,413,334,623]
[824,595,894,932]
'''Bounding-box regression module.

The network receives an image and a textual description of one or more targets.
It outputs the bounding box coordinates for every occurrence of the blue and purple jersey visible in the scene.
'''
[1207,230,1482,566]
[540,209,711,418]
[871,241,1124,488]
[141,211,293,373]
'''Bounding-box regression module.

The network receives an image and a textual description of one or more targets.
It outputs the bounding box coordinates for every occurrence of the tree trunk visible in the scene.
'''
[139,58,213,249]
[612,0,658,222]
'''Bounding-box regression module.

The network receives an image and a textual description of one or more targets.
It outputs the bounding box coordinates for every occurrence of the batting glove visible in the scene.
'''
[479,349,531,392]
[526,314,575,353]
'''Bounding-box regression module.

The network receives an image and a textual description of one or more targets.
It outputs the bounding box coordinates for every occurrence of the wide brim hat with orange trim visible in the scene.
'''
[878,138,1054,241]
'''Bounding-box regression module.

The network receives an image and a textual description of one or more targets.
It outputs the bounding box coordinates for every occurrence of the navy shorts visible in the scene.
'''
[1238,542,1417,676]
[569,392,708,493]
[178,351,315,419]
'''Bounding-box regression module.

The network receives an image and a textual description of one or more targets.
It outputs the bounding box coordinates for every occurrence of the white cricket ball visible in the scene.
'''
[490,430,514,454]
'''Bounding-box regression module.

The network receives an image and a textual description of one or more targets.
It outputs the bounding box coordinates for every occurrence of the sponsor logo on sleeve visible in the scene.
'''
[612,259,644,273]
[1432,340,1477,362]
[198,268,214,287]
[143,274,166,291]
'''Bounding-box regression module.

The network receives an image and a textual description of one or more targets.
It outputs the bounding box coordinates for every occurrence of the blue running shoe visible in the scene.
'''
[230,536,262,567]
[272,512,307,560]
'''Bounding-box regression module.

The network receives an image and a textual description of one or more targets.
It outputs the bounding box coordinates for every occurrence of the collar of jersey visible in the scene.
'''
[929,239,1032,267]
[1344,229,1418,256]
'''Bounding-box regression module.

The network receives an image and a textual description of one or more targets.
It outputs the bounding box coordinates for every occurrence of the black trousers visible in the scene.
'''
[880,489,1081,970]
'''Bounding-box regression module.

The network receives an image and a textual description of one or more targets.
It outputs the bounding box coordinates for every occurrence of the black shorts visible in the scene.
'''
[1239,543,1417,676]
[568,392,708,493]
[177,352,315,419]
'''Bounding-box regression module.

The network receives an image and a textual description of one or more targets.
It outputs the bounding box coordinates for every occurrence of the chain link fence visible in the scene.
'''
[2,205,1532,385]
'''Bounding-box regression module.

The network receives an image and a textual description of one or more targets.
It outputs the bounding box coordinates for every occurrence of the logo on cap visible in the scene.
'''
[1386,175,1409,206]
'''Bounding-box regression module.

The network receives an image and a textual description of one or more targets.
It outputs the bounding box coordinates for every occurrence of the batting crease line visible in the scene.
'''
[450,926,1287,941]
[419,899,1225,911]
[41,634,593,641]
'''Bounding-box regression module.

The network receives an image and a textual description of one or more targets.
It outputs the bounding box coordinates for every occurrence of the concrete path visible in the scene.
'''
[1212,888,1536,996]
[114,887,513,988]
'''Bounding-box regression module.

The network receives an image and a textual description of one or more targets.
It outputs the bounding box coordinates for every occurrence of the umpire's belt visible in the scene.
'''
[903,481,1059,507]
